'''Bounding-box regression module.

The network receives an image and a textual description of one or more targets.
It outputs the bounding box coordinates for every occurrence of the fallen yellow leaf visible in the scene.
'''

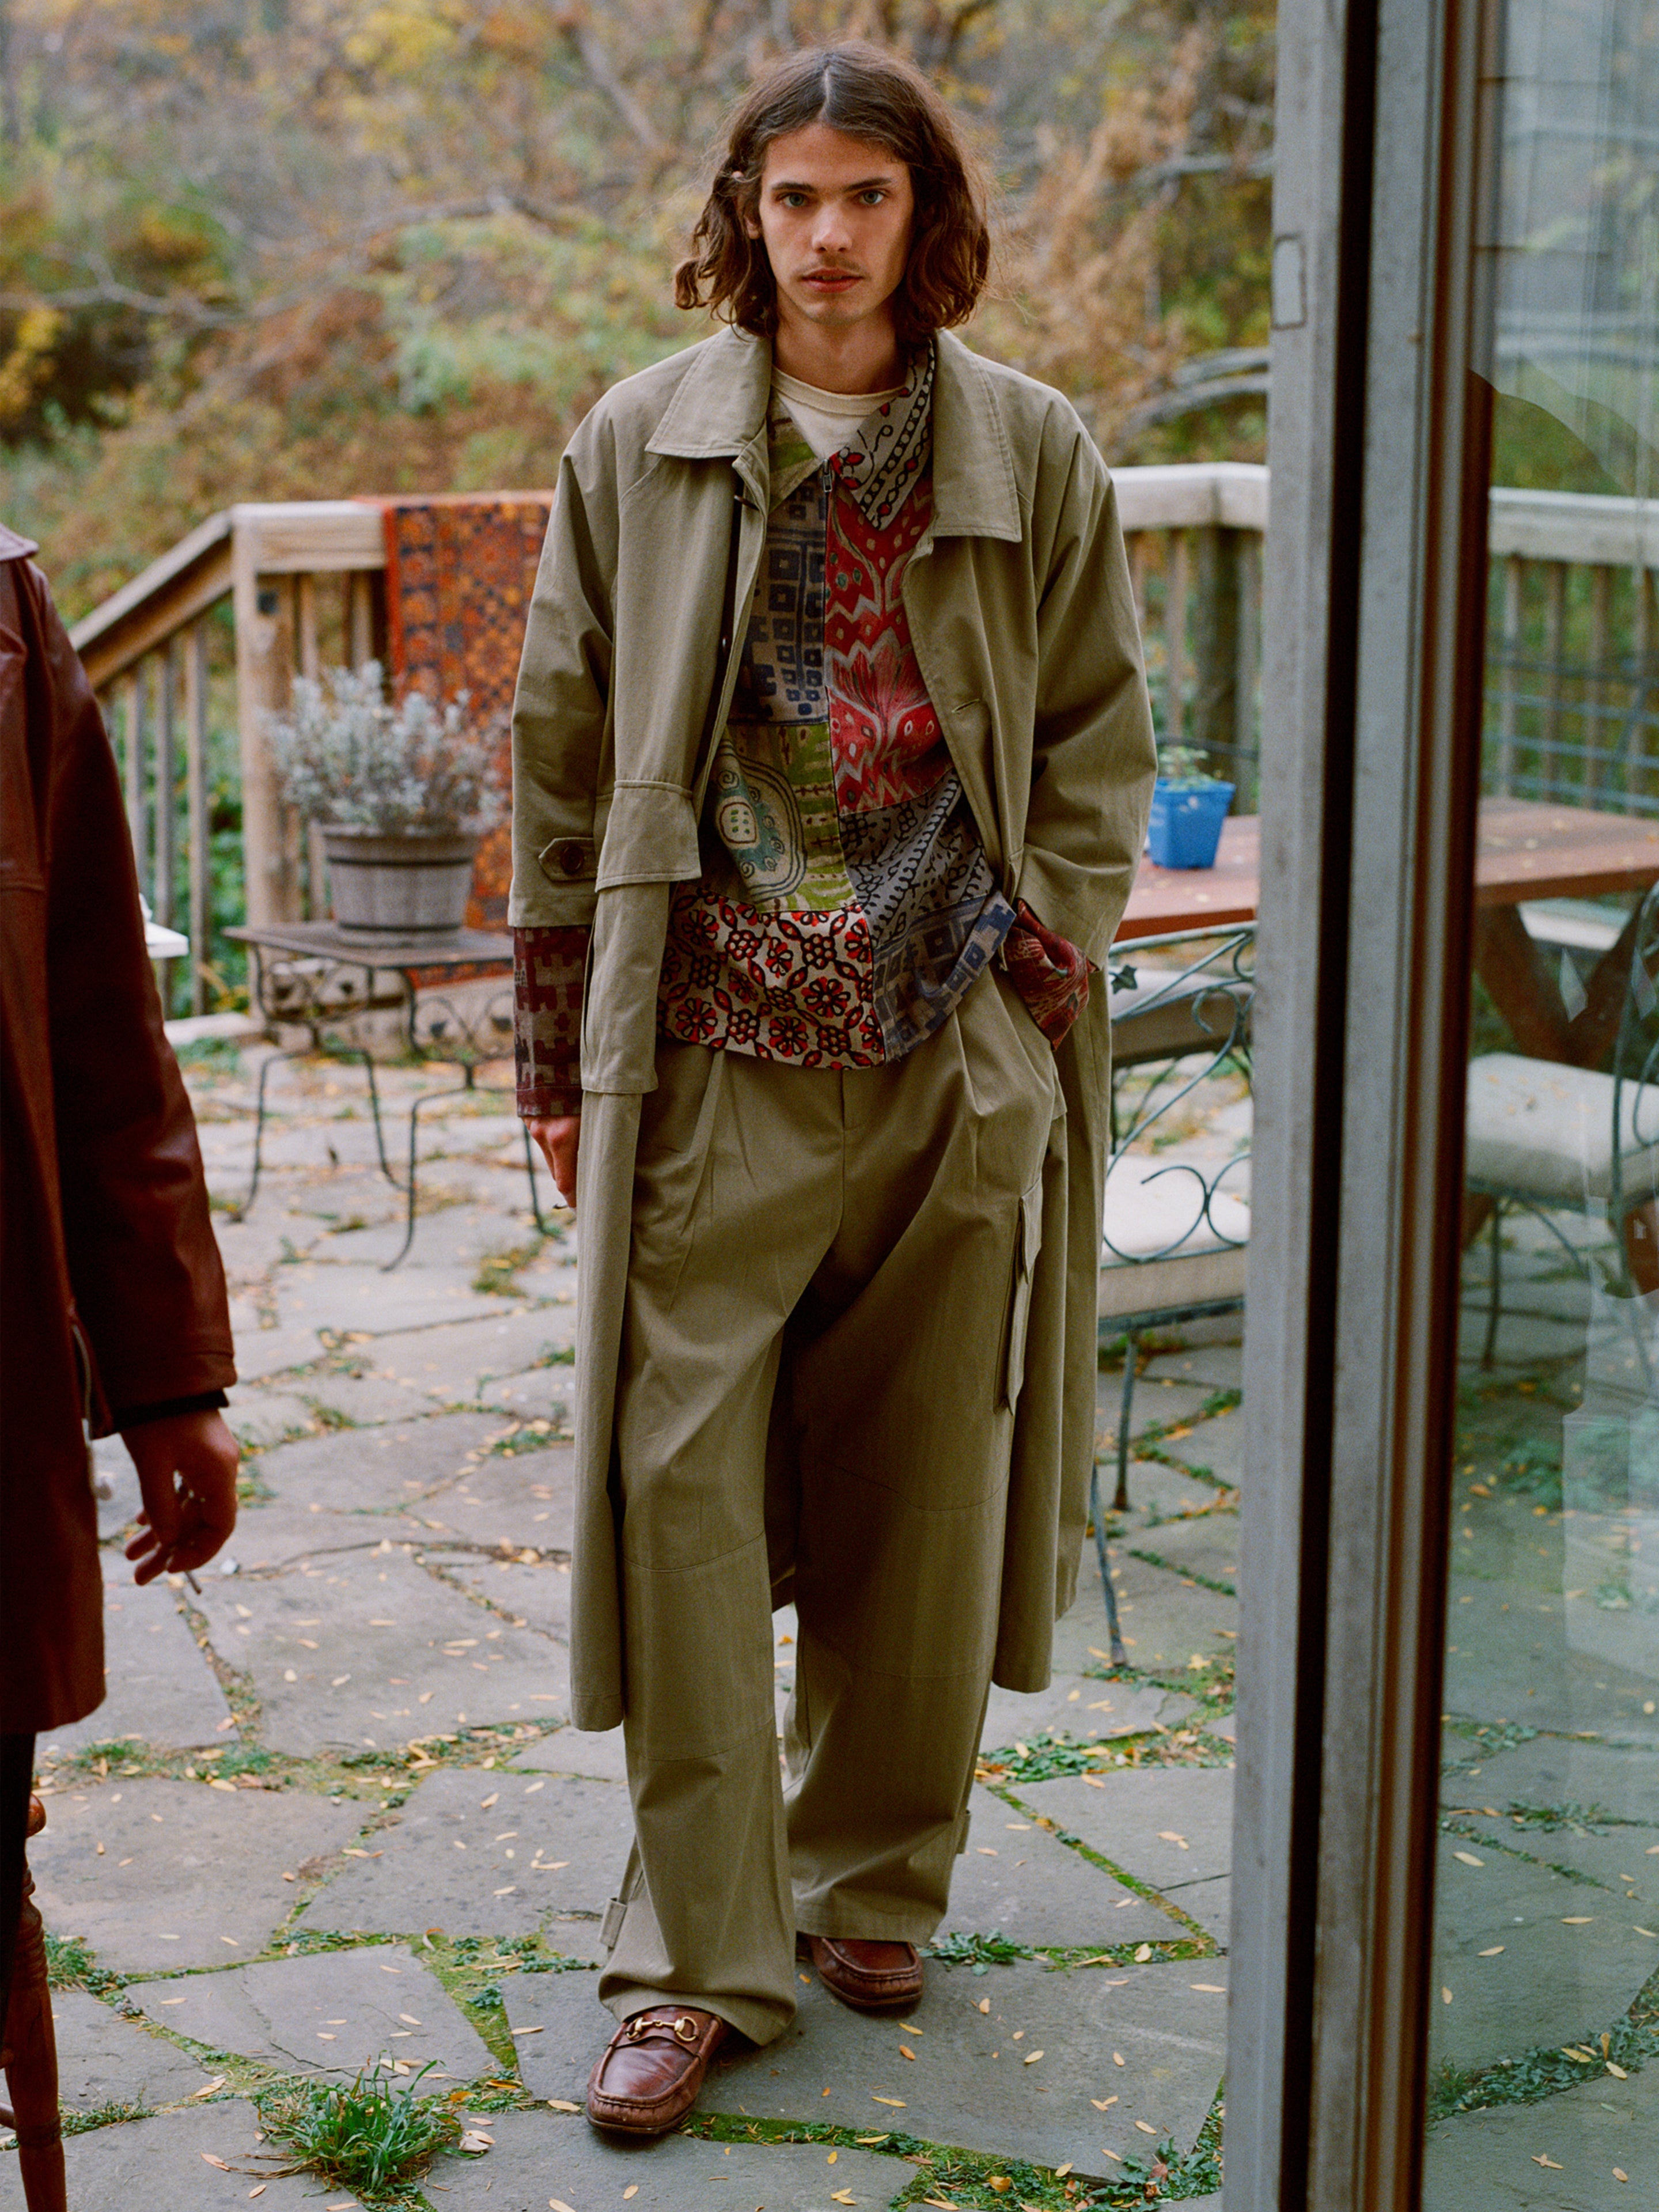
[200,2155,230,2171]
[1135,2120,1158,2135]
[1532,2154,1563,2169]
[1023,2050,1043,2065]
[1614,2168,1628,2182]
[872,2094,906,2107]
[624,2189,638,2202]
[1607,2061,1628,2079]
[1479,1946,1504,1956]
[831,2187,857,2206]
[978,1997,991,2014]
[1452,1851,1484,1868]
[1113,2050,1126,2067]
[1091,2097,1119,2111]
[1134,1944,1153,1963]
[545,2097,580,2112]
[900,2046,916,2060]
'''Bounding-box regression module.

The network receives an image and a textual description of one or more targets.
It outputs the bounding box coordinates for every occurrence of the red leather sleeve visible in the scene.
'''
[29,564,236,1423]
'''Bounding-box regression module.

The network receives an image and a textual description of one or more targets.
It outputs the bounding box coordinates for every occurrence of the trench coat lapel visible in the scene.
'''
[646,326,772,505]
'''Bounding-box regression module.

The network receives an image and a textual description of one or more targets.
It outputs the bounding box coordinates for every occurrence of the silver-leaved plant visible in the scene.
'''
[267,662,506,835]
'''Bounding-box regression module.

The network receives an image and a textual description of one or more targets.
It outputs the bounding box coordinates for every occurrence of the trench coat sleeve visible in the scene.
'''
[39,573,236,1423]
[1018,423,1156,968]
[508,422,621,931]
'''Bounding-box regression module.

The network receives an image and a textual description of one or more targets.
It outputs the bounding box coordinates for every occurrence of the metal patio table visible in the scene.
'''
[227,921,550,1268]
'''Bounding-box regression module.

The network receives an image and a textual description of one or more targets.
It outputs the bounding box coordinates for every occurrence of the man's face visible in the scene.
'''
[748,123,916,344]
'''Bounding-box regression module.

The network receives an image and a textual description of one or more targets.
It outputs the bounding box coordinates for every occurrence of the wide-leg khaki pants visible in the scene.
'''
[597,967,1060,2046]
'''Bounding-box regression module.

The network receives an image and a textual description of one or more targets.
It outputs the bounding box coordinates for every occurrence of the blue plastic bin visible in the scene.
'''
[1146,778,1234,869]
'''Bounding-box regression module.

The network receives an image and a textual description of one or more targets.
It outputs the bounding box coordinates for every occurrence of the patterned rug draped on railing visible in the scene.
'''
[379,493,553,929]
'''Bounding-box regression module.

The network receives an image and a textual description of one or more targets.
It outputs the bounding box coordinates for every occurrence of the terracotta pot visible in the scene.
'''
[319,825,478,935]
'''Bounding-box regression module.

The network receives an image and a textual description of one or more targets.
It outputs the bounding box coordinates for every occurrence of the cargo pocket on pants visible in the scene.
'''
[1001,1176,1046,1410]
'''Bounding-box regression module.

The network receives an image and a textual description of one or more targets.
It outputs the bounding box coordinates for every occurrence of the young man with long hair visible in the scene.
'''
[510,41,1155,2135]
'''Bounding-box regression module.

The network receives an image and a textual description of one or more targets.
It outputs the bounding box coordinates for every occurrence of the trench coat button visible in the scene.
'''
[555,840,586,876]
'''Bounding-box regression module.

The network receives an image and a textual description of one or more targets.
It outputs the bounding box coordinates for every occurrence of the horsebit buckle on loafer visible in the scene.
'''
[624,2013,700,2046]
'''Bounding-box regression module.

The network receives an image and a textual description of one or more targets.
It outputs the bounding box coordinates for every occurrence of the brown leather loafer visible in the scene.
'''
[585,2005,729,2135]
[807,1936,923,2013]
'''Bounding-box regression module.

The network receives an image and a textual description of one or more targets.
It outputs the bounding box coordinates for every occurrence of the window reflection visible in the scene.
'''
[1423,0,1659,2195]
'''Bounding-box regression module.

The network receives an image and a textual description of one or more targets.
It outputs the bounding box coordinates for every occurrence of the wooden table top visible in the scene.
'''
[1116,797,1659,940]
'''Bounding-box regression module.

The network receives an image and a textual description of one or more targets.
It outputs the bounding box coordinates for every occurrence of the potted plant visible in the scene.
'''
[268,662,506,935]
[1146,744,1236,870]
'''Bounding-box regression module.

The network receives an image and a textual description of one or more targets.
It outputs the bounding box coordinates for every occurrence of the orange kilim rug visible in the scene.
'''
[377,492,554,931]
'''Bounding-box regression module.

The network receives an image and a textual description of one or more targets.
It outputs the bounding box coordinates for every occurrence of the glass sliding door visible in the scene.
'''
[1422,0,1659,2198]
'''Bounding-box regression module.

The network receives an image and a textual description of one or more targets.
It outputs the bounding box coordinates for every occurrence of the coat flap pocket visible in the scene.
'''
[537,834,597,885]
[595,781,702,889]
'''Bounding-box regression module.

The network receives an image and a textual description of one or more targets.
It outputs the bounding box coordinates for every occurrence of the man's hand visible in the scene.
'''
[122,1411,240,1586]
[528,1114,581,1210]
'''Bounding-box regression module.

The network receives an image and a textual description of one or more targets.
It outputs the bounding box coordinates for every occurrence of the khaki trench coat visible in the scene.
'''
[1,527,236,1733]
[510,327,1156,1732]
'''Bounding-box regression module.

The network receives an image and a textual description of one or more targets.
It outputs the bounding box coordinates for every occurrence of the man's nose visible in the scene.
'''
[809,203,853,255]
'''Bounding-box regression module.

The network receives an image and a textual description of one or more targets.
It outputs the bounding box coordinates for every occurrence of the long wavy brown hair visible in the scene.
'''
[674,43,990,347]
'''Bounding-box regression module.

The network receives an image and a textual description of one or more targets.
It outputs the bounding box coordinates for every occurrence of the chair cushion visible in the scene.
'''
[1464,1054,1659,1205]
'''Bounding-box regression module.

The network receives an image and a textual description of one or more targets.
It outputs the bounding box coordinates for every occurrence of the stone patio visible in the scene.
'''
[6,1044,1653,2205]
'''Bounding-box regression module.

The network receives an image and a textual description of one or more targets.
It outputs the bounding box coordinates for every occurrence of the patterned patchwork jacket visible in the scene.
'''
[514,344,1090,1112]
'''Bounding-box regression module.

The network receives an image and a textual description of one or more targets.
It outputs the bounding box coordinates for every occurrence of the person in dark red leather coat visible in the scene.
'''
[0,520,240,2026]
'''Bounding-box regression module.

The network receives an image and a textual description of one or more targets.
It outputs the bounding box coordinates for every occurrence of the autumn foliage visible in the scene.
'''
[0,0,1274,619]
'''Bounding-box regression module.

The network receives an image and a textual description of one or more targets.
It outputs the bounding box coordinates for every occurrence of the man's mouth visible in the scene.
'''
[801,268,861,289]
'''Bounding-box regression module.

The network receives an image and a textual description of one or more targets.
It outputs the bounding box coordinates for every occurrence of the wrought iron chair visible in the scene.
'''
[1465,877,1659,1363]
[1090,924,1255,1661]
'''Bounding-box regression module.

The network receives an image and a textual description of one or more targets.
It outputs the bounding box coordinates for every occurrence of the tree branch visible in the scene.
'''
[553,6,669,160]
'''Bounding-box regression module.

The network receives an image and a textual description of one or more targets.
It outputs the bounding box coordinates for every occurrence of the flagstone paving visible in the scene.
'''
[422,2108,900,2210]
[14,1051,1642,2209]
[127,1944,497,2082]
[38,1560,234,1760]
[47,1987,219,2113]
[26,1777,363,1975]
[0,2100,364,2210]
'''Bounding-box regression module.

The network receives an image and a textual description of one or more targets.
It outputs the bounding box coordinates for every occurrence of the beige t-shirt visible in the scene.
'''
[772,366,907,462]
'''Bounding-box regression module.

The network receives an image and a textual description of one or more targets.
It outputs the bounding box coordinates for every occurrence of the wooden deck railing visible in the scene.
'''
[65,468,1657,1013]
[71,502,385,1009]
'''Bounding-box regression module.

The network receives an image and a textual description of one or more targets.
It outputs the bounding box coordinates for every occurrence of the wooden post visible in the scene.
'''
[1541,557,1566,799]
[121,666,146,894]
[1588,562,1611,804]
[1496,554,1522,797]
[185,619,210,1015]
[350,568,378,668]
[1128,533,1149,636]
[1236,531,1262,805]
[1165,530,1188,747]
[297,570,320,680]
[231,514,301,925]
[1190,524,1244,781]
[152,642,176,927]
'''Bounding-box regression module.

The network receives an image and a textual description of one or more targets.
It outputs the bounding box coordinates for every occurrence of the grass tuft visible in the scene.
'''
[255,2059,459,2198]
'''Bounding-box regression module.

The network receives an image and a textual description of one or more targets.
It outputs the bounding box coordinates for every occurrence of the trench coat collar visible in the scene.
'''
[646,324,1023,543]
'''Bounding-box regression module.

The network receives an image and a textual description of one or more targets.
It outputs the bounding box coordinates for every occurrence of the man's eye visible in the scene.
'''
[781,192,809,207]
[859,190,887,205]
